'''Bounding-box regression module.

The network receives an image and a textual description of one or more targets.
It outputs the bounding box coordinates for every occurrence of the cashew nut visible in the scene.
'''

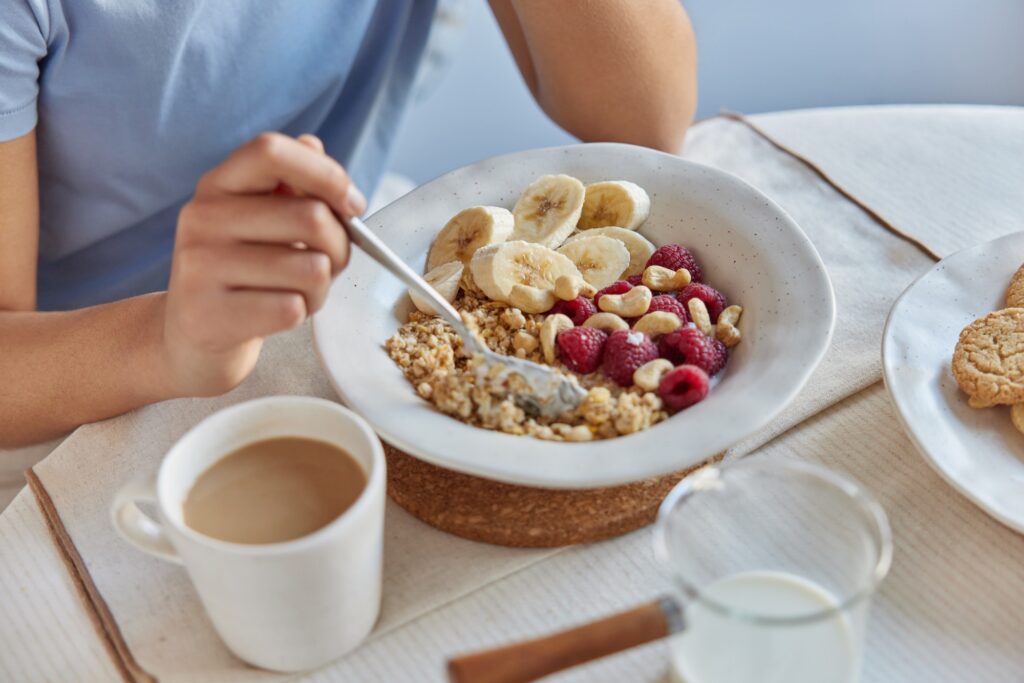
[718,305,743,328]
[564,425,594,442]
[509,284,556,314]
[598,285,652,318]
[512,330,539,354]
[554,275,582,301]
[642,266,691,292]
[633,311,682,337]
[687,298,713,336]
[579,281,598,298]
[717,325,741,347]
[540,313,574,364]
[632,358,674,392]
[583,312,630,332]
[715,304,744,347]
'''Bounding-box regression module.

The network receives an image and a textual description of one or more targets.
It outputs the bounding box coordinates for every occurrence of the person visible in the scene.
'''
[0,1,697,447]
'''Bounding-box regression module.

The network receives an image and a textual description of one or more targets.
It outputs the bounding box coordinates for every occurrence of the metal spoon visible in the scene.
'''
[342,215,586,418]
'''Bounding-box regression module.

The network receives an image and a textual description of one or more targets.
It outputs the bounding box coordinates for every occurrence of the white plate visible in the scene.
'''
[313,143,834,488]
[883,231,1024,533]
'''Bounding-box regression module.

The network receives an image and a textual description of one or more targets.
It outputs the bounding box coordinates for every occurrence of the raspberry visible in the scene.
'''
[593,280,632,309]
[660,327,727,375]
[550,296,597,326]
[556,327,608,374]
[647,295,689,323]
[602,330,658,386]
[658,365,710,412]
[677,283,727,322]
[646,244,702,282]
[657,331,683,363]
[626,274,644,286]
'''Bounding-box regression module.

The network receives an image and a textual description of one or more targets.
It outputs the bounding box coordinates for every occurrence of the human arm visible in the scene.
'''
[490,0,698,153]
[0,132,363,447]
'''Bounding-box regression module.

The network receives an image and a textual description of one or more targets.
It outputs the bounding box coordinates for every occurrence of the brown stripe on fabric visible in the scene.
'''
[718,111,943,263]
[25,468,157,683]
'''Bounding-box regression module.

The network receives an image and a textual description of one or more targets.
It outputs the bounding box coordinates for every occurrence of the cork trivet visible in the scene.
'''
[385,444,722,548]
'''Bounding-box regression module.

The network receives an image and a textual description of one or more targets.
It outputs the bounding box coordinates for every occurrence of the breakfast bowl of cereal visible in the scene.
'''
[312,143,834,488]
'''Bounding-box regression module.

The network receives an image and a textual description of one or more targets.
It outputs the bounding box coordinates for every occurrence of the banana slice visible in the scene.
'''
[556,235,631,289]
[565,226,656,277]
[409,261,464,314]
[511,174,586,249]
[469,240,583,304]
[426,206,514,272]
[577,181,650,231]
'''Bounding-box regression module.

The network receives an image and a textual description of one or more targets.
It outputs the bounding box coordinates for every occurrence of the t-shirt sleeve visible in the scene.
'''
[0,0,48,140]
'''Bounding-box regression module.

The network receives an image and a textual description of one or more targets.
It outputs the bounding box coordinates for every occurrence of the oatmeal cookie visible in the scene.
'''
[952,308,1024,407]
[1005,263,1024,308]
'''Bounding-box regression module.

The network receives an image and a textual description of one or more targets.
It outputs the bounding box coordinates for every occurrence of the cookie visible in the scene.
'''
[1006,263,1024,308]
[952,308,1024,406]
[1012,404,1024,435]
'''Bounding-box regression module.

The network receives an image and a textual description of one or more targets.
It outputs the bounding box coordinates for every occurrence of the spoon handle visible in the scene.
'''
[343,215,468,333]
[446,597,682,683]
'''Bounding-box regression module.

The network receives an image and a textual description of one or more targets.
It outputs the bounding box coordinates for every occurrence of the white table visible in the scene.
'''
[2,106,1023,683]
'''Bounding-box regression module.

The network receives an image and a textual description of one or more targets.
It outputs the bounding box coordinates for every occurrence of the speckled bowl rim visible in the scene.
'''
[312,143,835,488]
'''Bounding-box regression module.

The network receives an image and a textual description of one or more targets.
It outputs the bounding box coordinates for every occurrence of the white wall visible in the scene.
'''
[389,0,1024,184]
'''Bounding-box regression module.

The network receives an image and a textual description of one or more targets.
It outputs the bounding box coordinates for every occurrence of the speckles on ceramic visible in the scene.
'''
[312,142,835,488]
[882,230,1024,532]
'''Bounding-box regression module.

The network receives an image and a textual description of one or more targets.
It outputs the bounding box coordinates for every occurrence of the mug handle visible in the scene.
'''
[110,476,182,564]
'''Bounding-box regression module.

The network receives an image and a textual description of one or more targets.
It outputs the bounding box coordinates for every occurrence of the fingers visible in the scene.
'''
[297,134,325,154]
[274,135,326,197]
[169,132,357,360]
[216,290,310,340]
[176,288,308,351]
[199,132,367,217]
[178,196,350,274]
[176,243,333,316]
[219,244,333,314]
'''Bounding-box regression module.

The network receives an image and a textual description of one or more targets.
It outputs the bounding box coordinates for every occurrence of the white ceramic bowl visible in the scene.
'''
[882,231,1024,533]
[313,143,834,488]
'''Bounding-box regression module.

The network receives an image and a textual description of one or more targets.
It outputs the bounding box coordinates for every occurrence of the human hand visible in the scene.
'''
[161,133,364,396]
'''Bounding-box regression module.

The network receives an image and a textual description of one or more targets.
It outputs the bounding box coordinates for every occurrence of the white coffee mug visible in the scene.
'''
[111,396,385,672]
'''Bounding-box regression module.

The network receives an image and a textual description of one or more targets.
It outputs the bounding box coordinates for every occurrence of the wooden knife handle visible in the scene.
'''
[447,598,679,683]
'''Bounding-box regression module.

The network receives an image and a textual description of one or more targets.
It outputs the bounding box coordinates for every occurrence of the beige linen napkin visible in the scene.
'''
[27,114,946,682]
[28,326,558,683]
[748,105,1024,258]
[305,387,1024,683]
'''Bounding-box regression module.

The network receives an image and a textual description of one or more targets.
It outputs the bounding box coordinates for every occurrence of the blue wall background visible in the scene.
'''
[389,0,1024,184]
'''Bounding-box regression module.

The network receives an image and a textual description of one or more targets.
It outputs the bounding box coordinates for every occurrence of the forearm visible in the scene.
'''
[0,292,175,446]
[494,0,698,152]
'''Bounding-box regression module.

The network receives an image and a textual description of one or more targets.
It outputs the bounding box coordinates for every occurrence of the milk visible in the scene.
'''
[669,571,861,683]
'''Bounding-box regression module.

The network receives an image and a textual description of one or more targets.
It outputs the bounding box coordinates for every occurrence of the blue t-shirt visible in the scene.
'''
[0,0,437,310]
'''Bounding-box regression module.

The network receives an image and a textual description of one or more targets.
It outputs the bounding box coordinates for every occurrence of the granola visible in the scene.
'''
[385,294,669,442]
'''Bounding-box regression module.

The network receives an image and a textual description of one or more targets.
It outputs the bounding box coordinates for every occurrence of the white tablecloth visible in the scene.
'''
[1,106,1022,682]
